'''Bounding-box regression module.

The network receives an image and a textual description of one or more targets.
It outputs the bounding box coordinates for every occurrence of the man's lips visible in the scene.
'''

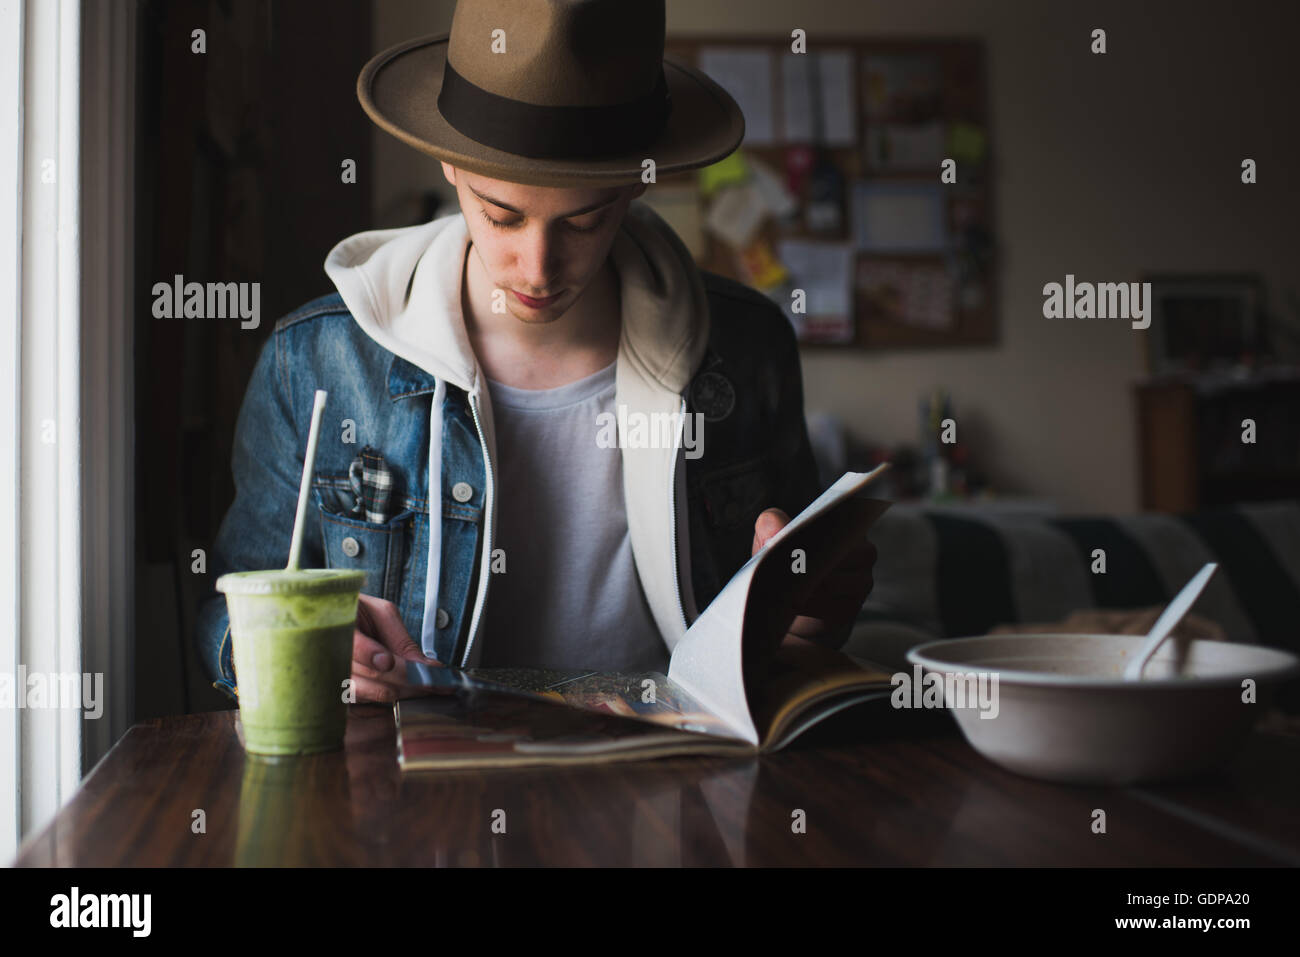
[512,290,563,307]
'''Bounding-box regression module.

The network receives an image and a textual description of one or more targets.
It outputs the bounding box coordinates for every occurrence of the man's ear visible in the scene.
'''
[440,162,458,186]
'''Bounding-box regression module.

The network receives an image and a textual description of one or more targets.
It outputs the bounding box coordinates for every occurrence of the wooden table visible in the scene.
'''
[12,705,1300,866]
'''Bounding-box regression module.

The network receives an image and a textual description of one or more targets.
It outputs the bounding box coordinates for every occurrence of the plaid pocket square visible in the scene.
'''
[348,445,394,524]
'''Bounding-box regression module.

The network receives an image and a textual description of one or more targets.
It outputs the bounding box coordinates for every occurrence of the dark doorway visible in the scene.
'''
[133,0,373,719]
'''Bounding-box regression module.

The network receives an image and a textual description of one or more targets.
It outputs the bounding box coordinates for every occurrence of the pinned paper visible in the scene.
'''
[746,155,798,220]
[861,54,942,123]
[857,260,955,330]
[782,146,814,196]
[864,121,946,170]
[705,182,765,249]
[698,151,751,199]
[948,122,987,165]
[776,240,854,317]
[736,236,789,291]
[852,182,948,253]
[780,50,857,145]
[698,48,776,146]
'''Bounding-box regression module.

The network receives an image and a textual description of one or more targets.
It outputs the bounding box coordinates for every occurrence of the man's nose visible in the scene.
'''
[517,230,561,293]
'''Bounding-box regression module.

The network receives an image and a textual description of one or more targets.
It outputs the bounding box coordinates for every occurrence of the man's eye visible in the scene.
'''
[479,209,602,233]
[480,210,517,230]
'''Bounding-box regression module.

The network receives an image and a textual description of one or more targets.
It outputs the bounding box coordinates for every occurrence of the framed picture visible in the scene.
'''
[1142,274,1265,375]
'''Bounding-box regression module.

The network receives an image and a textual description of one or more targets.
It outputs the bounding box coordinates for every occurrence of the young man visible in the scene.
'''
[195,0,877,704]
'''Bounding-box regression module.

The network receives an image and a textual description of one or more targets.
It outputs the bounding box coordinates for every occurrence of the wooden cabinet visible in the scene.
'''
[1135,373,1300,511]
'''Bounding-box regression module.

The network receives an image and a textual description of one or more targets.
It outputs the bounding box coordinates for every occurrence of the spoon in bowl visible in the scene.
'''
[1123,562,1218,680]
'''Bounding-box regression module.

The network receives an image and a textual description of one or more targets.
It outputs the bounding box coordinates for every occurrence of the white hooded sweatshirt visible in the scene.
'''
[323,200,709,667]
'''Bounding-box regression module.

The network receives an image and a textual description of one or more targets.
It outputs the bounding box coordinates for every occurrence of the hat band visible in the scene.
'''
[438,59,673,160]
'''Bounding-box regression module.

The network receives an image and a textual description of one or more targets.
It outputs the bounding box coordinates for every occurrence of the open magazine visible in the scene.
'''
[396,464,894,769]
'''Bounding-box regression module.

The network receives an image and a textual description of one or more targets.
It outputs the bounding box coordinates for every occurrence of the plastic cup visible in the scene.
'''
[217,568,366,756]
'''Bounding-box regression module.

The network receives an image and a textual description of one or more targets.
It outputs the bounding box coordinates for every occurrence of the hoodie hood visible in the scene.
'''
[323,199,710,660]
[323,199,710,399]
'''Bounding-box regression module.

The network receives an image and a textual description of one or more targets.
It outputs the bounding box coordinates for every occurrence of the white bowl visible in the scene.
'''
[906,633,1300,785]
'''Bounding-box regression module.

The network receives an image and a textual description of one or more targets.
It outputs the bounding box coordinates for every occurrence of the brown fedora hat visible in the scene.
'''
[358,0,745,187]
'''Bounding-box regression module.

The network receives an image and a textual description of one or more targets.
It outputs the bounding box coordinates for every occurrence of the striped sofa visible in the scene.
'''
[844,499,1300,712]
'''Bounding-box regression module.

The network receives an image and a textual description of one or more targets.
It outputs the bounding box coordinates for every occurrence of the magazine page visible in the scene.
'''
[399,465,892,762]
[748,636,896,751]
[666,465,892,746]
[395,679,753,770]
[462,667,739,737]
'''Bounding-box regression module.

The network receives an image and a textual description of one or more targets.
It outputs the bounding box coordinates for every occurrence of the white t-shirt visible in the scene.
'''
[472,359,669,672]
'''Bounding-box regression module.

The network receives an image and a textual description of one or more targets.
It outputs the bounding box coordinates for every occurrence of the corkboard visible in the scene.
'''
[660,35,996,350]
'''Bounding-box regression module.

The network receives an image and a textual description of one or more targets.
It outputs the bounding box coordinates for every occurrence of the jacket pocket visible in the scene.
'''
[313,474,356,515]
[318,504,415,604]
[700,456,772,531]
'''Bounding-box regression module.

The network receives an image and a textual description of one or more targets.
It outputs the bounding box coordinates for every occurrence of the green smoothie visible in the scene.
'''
[217,568,365,755]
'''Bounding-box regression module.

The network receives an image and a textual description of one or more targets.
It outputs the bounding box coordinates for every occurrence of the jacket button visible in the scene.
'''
[341,536,361,558]
[435,608,450,629]
[451,481,474,503]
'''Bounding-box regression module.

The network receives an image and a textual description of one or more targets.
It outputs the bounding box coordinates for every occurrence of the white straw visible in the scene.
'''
[286,390,329,570]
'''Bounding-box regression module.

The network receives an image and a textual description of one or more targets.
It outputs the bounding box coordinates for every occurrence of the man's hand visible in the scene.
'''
[750,507,877,649]
[350,594,443,704]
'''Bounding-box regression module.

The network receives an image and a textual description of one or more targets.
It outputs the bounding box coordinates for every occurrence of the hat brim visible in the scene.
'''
[358,33,746,187]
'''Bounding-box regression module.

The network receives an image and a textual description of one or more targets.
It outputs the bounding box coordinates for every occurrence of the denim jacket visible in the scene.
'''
[195,202,823,700]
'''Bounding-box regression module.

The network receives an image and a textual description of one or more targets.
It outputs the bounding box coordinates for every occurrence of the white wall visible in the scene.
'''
[368,0,1300,514]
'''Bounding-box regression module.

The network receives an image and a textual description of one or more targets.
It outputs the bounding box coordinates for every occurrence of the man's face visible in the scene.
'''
[443,162,646,324]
